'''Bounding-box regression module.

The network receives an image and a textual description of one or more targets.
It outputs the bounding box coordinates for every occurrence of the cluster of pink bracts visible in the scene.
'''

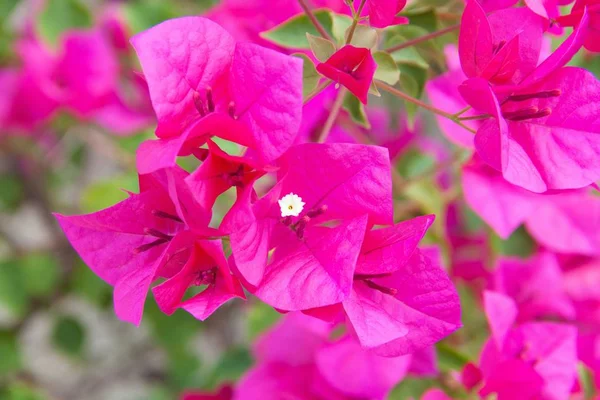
[31,0,600,398]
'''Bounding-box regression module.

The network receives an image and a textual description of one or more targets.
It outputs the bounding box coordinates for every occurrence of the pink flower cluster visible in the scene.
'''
[55,13,461,362]
[48,0,600,398]
[0,7,154,136]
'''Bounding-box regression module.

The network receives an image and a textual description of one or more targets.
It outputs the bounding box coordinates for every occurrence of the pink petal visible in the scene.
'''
[315,336,411,398]
[317,46,377,104]
[255,215,368,311]
[355,215,435,275]
[462,157,536,238]
[229,43,303,162]
[368,0,408,28]
[483,290,517,348]
[130,17,236,137]
[459,0,494,78]
[362,250,462,356]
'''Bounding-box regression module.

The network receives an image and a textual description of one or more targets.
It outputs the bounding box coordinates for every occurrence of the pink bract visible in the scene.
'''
[131,17,303,173]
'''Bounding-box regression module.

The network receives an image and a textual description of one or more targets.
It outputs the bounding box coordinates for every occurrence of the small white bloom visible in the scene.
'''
[278,193,305,217]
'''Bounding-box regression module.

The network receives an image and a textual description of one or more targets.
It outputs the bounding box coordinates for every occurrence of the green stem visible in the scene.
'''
[375,81,477,134]
[317,88,347,143]
[345,0,367,44]
[385,24,460,53]
[453,105,472,118]
[298,0,333,41]
[459,114,491,121]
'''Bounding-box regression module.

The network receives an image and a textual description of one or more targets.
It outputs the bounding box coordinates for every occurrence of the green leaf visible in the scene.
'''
[52,315,86,357]
[373,51,400,85]
[261,10,334,49]
[306,33,336,62]
[247,302,281,340]
[398,63,428,123]
[490,226,536,258]
[0,260,28,319]
[343,93,370,129]
[0,383,46,400]
[331,14,353,45]
[0,0,18,27]
[20,253,60,297]
[0,331,21,377]
[404,180,444,218]
[71,259,112,308]
[400,6,438,33]
[396,148,435,179]
[292,53,320,100]
[346,25,379,49]
[122,0,180,35]
[0,174,24,211]
[389,378,439,400]
[204,347,253,388]
[437,342,470,371]
[36,0,92,46]
[578,362,597,399]
[80,174,139,213]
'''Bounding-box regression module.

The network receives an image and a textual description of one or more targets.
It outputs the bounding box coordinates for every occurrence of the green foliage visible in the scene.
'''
[247,301,281,341]
[261,11,352,49]
[0,259,28,319]
[52,315,86,357]
[36,0,93,46]
[490,226,536,258]
[0,384,46,400]
[343,93,370,129]
[0,175,24,212]
[0,331,21,377]
[293,53,321,99]
[373,51,401,85]
[203,347,253,389]
[306,34,336,62]
[80,174,139,213]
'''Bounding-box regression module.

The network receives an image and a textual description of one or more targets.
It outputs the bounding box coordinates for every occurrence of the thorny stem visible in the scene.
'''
[385,24,460,53]
[304,80,333,104]
[298,0,333,41]
[345,0,368,44]
[317,87,347,143]
[375,81,477,134]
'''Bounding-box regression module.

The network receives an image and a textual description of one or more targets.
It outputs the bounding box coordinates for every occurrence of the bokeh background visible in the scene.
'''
[1,0,599,399]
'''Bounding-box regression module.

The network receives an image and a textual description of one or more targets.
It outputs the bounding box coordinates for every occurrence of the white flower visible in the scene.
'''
[278,193,305,217]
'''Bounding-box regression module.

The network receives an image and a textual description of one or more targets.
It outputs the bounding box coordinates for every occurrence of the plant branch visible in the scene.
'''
[317,88,347,143]
[298,0,333,41]
[385,24,460,53]
[304,80,332,104]
[345,0,367,44]
[375,81,477,134]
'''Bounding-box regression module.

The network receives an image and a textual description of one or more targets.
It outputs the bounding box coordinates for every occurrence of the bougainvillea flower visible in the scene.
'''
[490,252,575,323]
[152,240,244,320]
[239,313,414,400]
[473,0,518,12]
[131,17,303,173]
[221,143,393,310]
[55,167,216,325]
[480,291,579,400]
[525,190,600,255]
[459,2,545,86]
[315,336,412,398]
[558,0,600,52]
[181,386,234,400]
[316,45,377,104]
[365,0,409,28]
[344,245,462,356]
[462,157,600,254]
[186,140,266,210]
[460,62,600,192]
[563,257,600,326]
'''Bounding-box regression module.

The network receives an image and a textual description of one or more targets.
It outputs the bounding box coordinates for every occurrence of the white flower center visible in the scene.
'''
[278,193,305,217]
